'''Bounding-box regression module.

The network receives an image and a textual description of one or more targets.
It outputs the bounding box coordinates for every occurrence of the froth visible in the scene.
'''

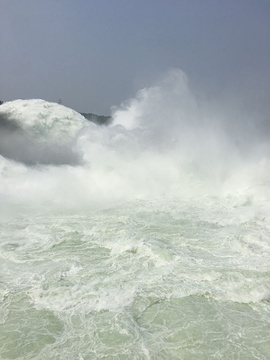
[1,70,270,213]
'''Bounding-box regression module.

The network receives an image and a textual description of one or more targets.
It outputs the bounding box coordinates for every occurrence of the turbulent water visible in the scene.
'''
[0,71,270,359]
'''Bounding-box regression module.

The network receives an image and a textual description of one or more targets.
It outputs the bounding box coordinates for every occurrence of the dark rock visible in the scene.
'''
[80,112,112,126]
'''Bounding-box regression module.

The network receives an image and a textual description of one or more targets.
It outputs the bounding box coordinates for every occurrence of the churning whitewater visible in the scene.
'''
[0,71,269,359]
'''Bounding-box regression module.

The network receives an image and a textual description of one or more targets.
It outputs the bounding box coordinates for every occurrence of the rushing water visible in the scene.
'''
[0,71,270,359]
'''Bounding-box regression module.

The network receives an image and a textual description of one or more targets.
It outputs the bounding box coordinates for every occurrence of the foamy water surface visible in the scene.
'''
[0,71,269,359]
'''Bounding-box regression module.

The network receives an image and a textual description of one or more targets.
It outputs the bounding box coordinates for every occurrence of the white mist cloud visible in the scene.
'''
[1,70,270,215]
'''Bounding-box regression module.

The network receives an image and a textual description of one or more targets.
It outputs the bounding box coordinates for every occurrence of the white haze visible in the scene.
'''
[0,70,270,215]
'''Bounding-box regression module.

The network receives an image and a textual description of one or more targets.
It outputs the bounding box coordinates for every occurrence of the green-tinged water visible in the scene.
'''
[0,198,269,359]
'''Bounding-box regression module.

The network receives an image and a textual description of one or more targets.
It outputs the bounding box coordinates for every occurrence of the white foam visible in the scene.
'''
[0,71,270,215]
[0,99,88,142]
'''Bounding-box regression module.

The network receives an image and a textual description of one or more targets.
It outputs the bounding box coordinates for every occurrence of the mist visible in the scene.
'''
[1,70,270,216]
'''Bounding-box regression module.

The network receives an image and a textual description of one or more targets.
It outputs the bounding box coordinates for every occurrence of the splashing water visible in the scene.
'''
[0,70,269,359]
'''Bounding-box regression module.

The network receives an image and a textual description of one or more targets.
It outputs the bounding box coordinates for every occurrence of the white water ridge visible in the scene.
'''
[0,71,269,359]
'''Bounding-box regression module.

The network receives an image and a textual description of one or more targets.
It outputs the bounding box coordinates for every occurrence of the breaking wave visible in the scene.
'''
[1,70,270,213]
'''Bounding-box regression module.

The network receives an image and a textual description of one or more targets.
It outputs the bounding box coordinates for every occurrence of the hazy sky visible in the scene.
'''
[1,0,270,114]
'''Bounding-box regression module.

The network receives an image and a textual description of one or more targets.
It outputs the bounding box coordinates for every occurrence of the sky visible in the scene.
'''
[1,0,270,115]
